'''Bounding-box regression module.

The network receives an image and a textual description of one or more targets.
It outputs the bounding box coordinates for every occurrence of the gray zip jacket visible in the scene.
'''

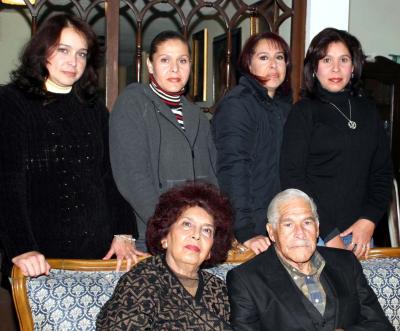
[110,83,217,248]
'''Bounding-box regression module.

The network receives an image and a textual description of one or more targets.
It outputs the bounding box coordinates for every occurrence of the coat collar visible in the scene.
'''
[143,85,200,146]
[239,74,272,106]
[262,247,319,331]
[239,74,292,107]
[261,246,340,330]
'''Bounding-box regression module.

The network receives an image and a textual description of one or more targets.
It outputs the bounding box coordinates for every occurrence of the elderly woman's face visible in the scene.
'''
[162,206,215,270]
[46,27,88,88]
[147,38,191,93]
[316,41,354,93]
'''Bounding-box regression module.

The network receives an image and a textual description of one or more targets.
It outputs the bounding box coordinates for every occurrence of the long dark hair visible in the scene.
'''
[303,27,365,98]
[238,31,292,96]
[11,14,102,101]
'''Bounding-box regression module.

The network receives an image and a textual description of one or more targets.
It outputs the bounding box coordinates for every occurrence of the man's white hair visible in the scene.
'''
[267,189,319,228]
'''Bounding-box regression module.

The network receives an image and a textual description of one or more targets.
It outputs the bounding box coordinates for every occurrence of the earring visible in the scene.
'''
[312,72,316,78]
[351,72,354,79]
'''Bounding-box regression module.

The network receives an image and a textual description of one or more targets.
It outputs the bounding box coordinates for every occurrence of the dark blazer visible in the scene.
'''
[227,246,394,331]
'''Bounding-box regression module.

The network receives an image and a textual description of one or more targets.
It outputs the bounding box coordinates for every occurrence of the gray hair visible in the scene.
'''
[267,189,319,228]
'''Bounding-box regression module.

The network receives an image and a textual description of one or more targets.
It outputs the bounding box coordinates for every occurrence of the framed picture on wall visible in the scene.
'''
[212,28,242,103]
[190,29,208,102]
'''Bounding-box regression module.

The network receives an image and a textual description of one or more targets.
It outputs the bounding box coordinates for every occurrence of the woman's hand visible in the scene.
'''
[340,219,375,259]
[243,235,271,255]
[103,235,147,271]
[325,235,346,249]
[12,251,51,277]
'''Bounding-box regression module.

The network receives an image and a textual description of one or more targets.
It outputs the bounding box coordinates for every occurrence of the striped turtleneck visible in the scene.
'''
[149,74,185,131]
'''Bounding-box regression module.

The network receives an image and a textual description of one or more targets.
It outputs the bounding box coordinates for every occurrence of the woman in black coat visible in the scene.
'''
[280,28,392,258]
[212,32,292,254]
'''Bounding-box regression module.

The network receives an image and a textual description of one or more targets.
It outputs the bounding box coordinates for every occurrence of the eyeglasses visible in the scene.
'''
[178,219,215,239]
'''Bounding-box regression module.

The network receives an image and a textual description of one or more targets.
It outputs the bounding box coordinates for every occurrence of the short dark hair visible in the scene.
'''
[146,182,233,266]
[238,32,292,95]
[303,27,365,97]
[11,14,102,101]
[149,30,190,62]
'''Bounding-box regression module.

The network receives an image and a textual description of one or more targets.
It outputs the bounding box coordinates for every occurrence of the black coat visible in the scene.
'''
[212,75,291,242]
[280,86,393,241]
[227,246,394,331]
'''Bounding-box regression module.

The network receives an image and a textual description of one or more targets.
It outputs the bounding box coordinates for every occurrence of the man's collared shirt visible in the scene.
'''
[276,247,327,315]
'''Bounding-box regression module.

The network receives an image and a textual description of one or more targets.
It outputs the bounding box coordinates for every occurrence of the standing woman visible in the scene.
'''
[110,31,218,253]
[280,28,392,258]
[212,32,292,254]
[0,14,137,279]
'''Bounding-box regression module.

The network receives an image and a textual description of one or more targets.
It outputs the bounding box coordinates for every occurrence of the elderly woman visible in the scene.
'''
[280,28,392,258]
[96,182,234,330]
[212,32,292,255]
[0,14,136,280]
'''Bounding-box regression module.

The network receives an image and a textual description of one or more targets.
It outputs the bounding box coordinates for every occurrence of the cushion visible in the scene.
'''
[360,258,400,330]
[27,270,124,330]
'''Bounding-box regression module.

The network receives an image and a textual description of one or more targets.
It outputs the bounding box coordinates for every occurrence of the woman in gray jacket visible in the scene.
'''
[110,31,217,255]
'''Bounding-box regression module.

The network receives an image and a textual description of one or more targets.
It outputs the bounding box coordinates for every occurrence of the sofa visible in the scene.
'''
[12,247,400,331]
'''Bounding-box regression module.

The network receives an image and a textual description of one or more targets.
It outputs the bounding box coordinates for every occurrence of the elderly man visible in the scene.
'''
[227,189,393,331]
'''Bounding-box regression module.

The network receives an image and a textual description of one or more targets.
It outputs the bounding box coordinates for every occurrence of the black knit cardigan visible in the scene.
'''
[0,84,136,276]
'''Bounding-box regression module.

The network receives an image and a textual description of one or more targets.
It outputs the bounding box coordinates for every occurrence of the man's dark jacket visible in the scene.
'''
[227,246,394,331]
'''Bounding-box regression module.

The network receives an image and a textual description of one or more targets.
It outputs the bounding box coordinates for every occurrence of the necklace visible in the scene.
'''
[328,99,357,129]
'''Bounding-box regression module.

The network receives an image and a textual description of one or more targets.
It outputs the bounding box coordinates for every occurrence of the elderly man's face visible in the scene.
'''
[267,197,319,271]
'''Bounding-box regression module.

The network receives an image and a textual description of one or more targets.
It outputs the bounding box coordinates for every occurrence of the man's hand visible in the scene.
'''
[340,219,375,259]
[243,235,271,255]
[12,251,51,277]
[103,235,148,271]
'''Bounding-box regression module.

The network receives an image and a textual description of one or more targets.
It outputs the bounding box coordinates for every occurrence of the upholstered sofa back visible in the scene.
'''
[20,257,400,331]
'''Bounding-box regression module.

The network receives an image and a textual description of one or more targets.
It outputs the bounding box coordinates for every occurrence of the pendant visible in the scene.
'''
[348,120,357,129]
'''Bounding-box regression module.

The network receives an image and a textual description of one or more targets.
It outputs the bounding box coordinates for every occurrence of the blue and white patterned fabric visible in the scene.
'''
[206,263,238,280]
[26,259,400,330]
[360,258,400,331]
[27,269,125,331]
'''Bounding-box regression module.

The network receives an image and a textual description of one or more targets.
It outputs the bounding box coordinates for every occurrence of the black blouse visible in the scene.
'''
[280,86,393,241]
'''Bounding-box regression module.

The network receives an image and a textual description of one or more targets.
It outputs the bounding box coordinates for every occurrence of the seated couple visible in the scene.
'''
[97,182,393,330]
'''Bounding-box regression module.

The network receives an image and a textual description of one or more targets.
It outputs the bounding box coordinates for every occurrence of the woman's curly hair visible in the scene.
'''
[11,14,102,101]
[146,182,234,266]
